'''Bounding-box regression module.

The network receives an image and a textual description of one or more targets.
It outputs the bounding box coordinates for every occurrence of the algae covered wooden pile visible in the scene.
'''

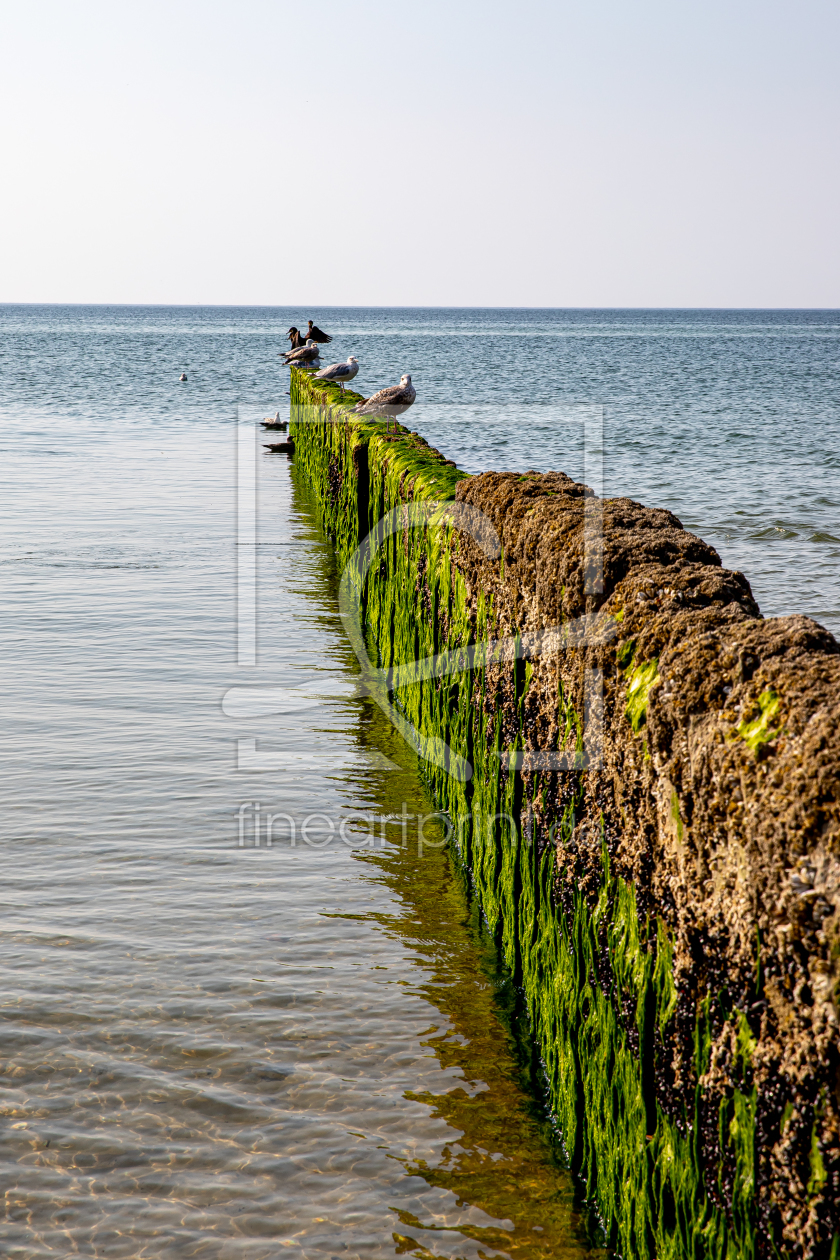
[288,366,840,1260]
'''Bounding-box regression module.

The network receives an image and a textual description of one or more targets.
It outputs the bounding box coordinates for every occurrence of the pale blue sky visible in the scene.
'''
[0,0,837,305]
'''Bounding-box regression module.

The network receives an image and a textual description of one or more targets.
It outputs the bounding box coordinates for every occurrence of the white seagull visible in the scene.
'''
[353,374,416,433]
[314,356,359,394]
[261,411,288,430]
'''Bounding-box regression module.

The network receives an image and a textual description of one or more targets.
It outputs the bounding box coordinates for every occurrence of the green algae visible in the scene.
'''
[810,1126,828,1196]
[735,1011,758,1072]
[780,1100,794,1136]
[616,637,636,670]
[625,658,660,734]
[285,467,609,1256]
[735,688,782,754]
[287,367,772,1260]
[670,788,685,844]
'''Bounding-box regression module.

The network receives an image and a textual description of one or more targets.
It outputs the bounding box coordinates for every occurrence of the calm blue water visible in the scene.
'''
[3,304,838,628]
[1,305,838,1258]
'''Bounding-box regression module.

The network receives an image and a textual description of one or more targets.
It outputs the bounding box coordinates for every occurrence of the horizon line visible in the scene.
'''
[1,301,839,313]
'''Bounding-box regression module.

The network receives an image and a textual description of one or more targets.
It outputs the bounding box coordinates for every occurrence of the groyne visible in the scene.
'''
[289,367,840,1260]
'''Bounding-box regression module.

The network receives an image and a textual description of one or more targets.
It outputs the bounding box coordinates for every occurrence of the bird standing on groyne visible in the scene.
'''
[286,327,305,350]
[306,320,332,344]
[353,375,416,433]
[282,339,321,367]
[314,356,359,394]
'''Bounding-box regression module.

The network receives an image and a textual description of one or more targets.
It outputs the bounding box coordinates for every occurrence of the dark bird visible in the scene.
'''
[264,437,295,453]
[261,411,288,430]
[282,339,321,366]
[306,320,332,344]
[353,374,416,433]
[286,327,305,350]
[179,372,188,382]
[314,356,359,394]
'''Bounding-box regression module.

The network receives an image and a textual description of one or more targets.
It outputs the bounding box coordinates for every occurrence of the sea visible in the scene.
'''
[1,305,838,1259]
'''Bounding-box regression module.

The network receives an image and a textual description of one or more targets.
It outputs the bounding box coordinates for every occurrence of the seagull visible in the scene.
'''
[264,437,295,454]
[306,320,332,344]
[353,374,416,433]
[286,327,305,349]
[282,339,321,366]
[314,356,359,394]
[261,411,288,430]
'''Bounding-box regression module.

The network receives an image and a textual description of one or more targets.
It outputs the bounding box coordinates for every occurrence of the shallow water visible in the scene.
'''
[0,379,600,1256]
[1,305,838,1257]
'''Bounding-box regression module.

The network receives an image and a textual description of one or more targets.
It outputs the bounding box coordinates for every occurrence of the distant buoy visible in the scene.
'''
[179,373,188,382]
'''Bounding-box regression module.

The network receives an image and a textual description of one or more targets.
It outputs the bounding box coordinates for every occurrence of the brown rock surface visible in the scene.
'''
[453,470,840,1256]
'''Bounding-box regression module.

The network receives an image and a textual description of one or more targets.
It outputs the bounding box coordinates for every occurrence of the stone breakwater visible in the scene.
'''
[289,367,840,1260]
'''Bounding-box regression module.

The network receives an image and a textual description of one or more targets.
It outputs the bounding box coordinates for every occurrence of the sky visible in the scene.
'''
[0,0,838,307]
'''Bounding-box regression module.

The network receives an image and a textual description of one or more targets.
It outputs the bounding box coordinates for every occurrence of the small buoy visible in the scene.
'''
[179,373,188,382]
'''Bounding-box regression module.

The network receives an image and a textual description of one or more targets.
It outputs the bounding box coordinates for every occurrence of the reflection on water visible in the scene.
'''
[327,709,600,1260]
